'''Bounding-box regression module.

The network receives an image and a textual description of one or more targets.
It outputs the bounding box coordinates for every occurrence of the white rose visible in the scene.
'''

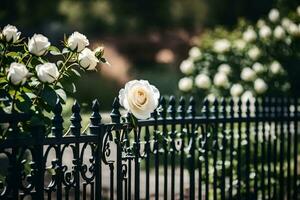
[259,25,272,39]
[234,39,246,50]
[67,31,89,52]
[179,59,194,75]
[230,84,244,97]
[218,63,231,75]
[297,6,300,16]
[268,9,280,22]
[241,67,256,81]
[36,63,59,83]
[195,74,211,89]
[2,24,21,43]
[118,80,160,119]
[252,62,265,74]
[254,78,268,94]
[286,23,299,36]
[213,72,229,87]
[213,39,231,53]
[188,47,202,59]
[281,18,292,29]
[248,47,261,60]
[270,61,282,74]
[243,28,257,42]
[28,34,50,56]
[7,62,29,85]
[257,19,266,28]
[206,93,216,102]
[78,48,99,70]
[274,26,286,39]
[242,90,254,102]
[178,77,193,92]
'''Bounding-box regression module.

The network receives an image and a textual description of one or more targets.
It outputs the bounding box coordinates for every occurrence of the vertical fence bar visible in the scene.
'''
[133,126,141,200]
[188,97,196,200]
[144,125,150,200]
[178,97,186,200]
[237,99,242,200]
[220,99,227,200]
[212,99,219,200]
[272,98,278,200]
[152,107,159,200]
[286,98,291,200]
[204,99,210,200]
[90,100,102,200]
[254,99,259,200]
[168,96,176,200]
[293,98,298,200]
[279,98,284,200]
[70,101,82,200]
[52,100,63,200]
[229,99,234,200]
[111,98,123,200]
[160,97,168,200]
[245,99,251,200]
[266,98,272,200]
[261,98,266,200]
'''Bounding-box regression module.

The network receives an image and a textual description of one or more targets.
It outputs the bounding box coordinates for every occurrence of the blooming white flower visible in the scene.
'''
[241,67,256,81]
[270,61,282,74]
[36,63,59,83]
[67,31,89,52]
[7,62,29,85]
[254,78,268,94]
[218,63,231,75]
[247,47,261,60]
[178,77,193,92]
[188,47,202,59]
[286,23,299,36]
[28,34,50,56]
[213,39,231,53]
[241,90,254,102]
[268,9,280,22]
[213,72,229,87]
[2,24,21,43]
[234,39,246,50]
[257,19,266,28]
[179,59,194,75]
[230,84,244,97]
[281,18,292,29]
[243,28,257,42]
[259,25,272,39]
[78,48,99,70]
[118,80,160,119]
[273,26,286,39]
[252,62,265,74]
[195,74,211,89]
[206,93,216,102]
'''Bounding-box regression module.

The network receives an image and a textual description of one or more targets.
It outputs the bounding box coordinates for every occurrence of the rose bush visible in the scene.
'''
[0,25,107,135]
[178,6,300,100]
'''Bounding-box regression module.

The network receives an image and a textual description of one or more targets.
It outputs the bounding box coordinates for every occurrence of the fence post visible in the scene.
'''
[32,125,45,200]
[70,101,82,200]
[90,100,102,200]
[110,97,122,200]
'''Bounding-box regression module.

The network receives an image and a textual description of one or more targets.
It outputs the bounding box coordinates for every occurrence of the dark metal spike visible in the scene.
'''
[168,96,176,119]
[111,97,121,123]
[52,99,63,137]
[90,99,102,128]
[70,100,82,136]
[178,96,186,118]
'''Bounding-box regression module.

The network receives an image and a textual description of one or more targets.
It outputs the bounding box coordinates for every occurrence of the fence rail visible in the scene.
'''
[0,96,299,200]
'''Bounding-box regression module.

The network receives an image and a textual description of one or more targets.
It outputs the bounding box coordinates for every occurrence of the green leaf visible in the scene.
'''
[41,85,58,108]
[55,89,66,103]
[49,46,61,56]
[70,68,81,77]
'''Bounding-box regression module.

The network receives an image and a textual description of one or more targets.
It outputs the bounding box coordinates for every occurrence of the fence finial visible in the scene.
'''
[168,96,176,119]
[213,98,219,117]
[178,96,186,119]
[221,98,227,118]
[187,96,196,118]
[70,100,82,136]
[52,99,63,137]
[111,97,121,123]
[90,99,102,135]
[159,96,167,118]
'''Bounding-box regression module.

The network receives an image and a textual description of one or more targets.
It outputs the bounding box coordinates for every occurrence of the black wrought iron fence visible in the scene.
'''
[0,96,299,200]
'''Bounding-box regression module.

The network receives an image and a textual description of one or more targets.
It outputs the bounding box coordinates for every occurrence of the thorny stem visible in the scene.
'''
[11,89,18,113]
[54,52,74,86]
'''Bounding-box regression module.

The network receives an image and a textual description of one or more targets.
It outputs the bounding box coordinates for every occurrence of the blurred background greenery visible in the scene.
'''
[0,0,298,111]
